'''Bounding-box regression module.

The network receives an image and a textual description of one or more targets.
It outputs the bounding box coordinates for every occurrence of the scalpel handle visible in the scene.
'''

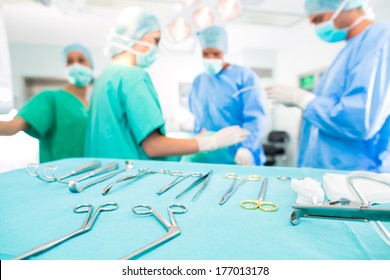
[58,160,102,180]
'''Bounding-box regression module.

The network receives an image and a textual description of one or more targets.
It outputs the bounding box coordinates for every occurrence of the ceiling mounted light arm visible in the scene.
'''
[192,6,215,29]
[168,17,192,42]
[167,0,242,43]
[182,0,202,7]
[217,0,241,20]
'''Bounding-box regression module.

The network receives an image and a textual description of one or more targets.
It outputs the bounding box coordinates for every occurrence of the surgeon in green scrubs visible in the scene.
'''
[85,7,249,160]
[0,43,94,162]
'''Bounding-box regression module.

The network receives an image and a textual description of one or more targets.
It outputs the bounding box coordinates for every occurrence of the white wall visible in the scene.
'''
[0,10,13,113]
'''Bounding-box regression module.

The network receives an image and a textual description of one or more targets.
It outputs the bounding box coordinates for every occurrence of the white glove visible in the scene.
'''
[234,147,255,165]
[266,85,316,110]
[196,126,250,152]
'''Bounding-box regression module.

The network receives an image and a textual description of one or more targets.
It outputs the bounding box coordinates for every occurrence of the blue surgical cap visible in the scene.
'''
[110,7,160,57]
[197,26,228,53]
[62,43,94,68]
[305,0,368,15]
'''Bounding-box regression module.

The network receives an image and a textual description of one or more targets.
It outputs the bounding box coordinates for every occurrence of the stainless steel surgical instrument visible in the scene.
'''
[175,170,213,201]
[102,168,170,195]
[220,173,261,205]
[156,171,203,195]
[290,171,390,246]
[290,200,390,225]
[68,160,134,193]
[121,204,187,260]
[240,178,278,212]
[26,160,102,182]
[64,162,119,186]
[13,202,118,260]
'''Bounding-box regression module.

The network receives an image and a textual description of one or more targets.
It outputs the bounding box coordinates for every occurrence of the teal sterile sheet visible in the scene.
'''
[0,158,389,260]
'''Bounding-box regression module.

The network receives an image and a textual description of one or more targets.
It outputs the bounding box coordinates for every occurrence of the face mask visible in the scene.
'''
[108,33,160,68]
[65,64,93,87]
[135,44,160,68]
[315,0,368,43]
[203,58,224,75]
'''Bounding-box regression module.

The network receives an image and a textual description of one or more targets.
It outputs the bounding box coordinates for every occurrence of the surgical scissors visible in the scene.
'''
[175,170,213,201]
[13,202,118,260]
[102,168,170,195]
[157,171,203,195]
[26,160,102,182]
[240,178,278,212]
[220,173,261,205]
[121,204,187,260]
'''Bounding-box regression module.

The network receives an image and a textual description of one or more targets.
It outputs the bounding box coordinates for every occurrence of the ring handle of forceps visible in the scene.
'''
[224,173,241,180]
[74,202,118,213]
[132,204,187,215]
[132,205,172,229]
[168,204,187,214]
[240,200,278,212]
[224,173,261,181]
[170,171,185,177]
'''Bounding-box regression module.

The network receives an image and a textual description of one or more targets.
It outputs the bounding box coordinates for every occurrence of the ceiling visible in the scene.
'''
[2,0,389,51]
[3,0,306,26]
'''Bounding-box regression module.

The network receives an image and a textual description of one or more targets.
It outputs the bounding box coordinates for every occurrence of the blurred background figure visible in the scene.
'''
[0,43,94,162]
[188,25,266,166]
[85,7,249,160]
[1,0,390,171]
[267,0,390,172]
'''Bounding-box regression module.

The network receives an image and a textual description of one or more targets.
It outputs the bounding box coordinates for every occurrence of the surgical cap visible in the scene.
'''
[197,26,228,53]
[109,7,160,57]
[62,43,94,68]
[305,0,368,15]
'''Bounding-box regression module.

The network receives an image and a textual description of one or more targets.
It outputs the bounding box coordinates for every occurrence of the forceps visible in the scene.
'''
[62,162,119,186]
[26,160,102,182]
[220,173,261,205]
[121,204,187,260]
[240,178,278,212]
[156,171,203,195]
[69,160,134,193]
[13,202,118,260]
[102,168,170,195]
[175,170,213,201]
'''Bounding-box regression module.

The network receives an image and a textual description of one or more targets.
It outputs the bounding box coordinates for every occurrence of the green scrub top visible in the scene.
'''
[17,89,88,163]
[85,63,166,160]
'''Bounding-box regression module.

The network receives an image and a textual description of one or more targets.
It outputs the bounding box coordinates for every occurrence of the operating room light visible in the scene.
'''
[182,0,202,7]
[192,6,215,29]
[169,17,192,42]
[216,0,241,20]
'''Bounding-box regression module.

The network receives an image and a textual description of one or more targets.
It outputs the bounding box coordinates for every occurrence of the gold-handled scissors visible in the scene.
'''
[240,178,278,212]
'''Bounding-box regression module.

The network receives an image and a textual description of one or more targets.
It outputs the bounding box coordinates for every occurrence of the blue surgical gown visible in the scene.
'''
[85,63,166,159]
[299,22,390,172]
[189,64,266,165]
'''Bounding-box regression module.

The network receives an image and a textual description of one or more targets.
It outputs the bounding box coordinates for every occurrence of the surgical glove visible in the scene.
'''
[234,147,255,165]
[266,85,315,110]
[196,126,249,152]
[290,178,325,205]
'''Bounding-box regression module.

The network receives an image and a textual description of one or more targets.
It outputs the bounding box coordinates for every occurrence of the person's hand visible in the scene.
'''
[195,128,207,138]
[266,85,315,110]
[234,147,255,165]
[196,126,249,152]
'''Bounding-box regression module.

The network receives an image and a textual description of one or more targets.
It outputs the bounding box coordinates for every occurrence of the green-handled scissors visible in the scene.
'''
[240,178,278,212]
